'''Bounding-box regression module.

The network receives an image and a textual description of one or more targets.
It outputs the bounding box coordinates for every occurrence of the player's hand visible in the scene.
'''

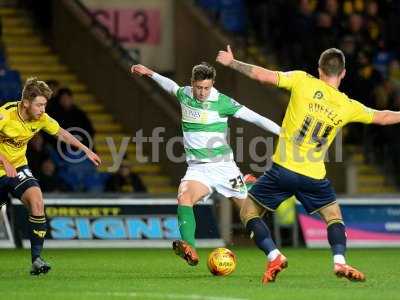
[130,64,154,77]
[86,150,101,167]
[216,45,235,66]
[0,158,17,177]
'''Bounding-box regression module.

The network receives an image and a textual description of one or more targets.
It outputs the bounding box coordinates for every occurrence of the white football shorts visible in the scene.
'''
[181,161,248,199]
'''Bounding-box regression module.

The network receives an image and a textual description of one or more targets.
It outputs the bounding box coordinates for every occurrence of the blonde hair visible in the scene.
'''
[22,77,53,101]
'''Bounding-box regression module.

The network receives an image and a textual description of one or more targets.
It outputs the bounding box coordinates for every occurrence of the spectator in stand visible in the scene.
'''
[342,0,365,16]
[288,0,315,71]
[345,50,382,146]
[26,132,54,177]
[364,0,382,45]
[106,160,147,193]
[340,35,358,93]
[373,39,395,79]
[49,87,95,148]
[386,0,400,52]
[40,80,61,144]
[343,13,369,51]
[314,12,338,59]
[57,155,105,192]
[46,79,61,108]
[37,157,68,192]
[374,90,400,174]
[354,50,382,107]
[388,59,400,90]
[324,0,341,29]
[246,0,274,49]
[46,80,60,98]
[195,0,400,167]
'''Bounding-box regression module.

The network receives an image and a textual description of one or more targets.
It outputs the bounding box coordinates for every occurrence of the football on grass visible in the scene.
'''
[207,248,237,276]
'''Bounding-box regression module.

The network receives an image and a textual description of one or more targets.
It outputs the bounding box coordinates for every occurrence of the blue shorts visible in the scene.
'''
[249,163,336,214]
[0,165,40,200]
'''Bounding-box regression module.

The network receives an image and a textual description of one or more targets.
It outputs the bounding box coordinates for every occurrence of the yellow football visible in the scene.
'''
[207,247,237,276]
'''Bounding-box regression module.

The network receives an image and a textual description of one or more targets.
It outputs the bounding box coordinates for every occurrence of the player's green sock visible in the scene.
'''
[177,205,196,247]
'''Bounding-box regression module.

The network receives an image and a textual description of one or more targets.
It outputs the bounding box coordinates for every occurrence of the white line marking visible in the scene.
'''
[88,291,248,300]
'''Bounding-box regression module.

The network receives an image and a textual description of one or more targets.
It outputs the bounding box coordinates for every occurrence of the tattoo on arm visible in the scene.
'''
[230,60,254,77]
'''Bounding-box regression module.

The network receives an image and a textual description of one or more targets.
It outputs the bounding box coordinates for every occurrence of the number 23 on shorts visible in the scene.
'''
[229,175,245,191]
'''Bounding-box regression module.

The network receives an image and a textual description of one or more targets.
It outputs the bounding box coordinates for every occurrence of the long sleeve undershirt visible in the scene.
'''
[234,107,281,135]
[151,72,281,135]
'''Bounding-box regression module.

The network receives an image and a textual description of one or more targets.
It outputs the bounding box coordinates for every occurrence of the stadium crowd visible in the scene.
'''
[25,83,147,193]
[1,0,399,191]
[0,66,147,193]
[0,10,149,194]
[197,0,400,183]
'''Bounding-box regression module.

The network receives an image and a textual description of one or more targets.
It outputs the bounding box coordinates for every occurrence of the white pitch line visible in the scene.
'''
[88,291,248,300]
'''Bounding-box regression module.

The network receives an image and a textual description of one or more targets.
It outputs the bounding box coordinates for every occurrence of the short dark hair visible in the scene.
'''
[57,87,73,98]
[191,62,216,81]
[22,77,52,101]
[318,48,345,76]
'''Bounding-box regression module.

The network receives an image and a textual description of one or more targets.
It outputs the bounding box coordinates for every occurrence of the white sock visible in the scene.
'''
[267,249,281,261]
[333,254,346,265]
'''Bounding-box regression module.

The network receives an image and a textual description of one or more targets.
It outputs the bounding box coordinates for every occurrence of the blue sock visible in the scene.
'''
[246,217,277,256]
[327,221,346,256]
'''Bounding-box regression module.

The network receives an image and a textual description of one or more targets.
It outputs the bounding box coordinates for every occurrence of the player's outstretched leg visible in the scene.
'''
[241,195,287,284]
[172,240,199,266]
[246,218,288,284]
[263,253,288,284]
[30,256,51,275]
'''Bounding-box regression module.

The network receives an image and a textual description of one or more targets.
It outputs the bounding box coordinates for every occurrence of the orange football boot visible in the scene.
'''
[243,174,257,184]
[262,254,288,284]
[334,263,366,282]
[172,240,199,266]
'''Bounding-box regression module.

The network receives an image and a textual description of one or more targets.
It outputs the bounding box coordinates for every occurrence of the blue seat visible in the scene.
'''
[0,69,22,104]
[219,0,246,34]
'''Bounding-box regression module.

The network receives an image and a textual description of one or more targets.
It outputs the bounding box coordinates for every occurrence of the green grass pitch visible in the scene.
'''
[0,248,398,300]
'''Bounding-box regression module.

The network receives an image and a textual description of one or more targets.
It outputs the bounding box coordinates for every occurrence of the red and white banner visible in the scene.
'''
[92,8,161,45]
[83,0,174,72]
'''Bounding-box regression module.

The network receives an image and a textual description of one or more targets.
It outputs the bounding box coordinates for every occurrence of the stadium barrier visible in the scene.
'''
[9,197,224,248]
[298,197,400,248]
[0,205,14,248]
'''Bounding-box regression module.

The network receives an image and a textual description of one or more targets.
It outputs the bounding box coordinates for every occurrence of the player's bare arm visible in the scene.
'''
[372,110,400,125]
[216,45,278,86]
[0,154,17,177]
[56,128,101,167]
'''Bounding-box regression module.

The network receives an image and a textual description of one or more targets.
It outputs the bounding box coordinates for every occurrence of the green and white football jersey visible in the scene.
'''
[176,86,243,163]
